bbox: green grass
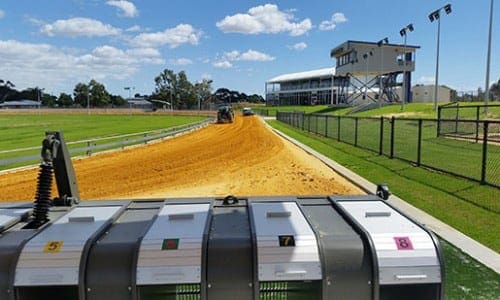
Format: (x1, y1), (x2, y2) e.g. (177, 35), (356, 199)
(268, 120), (499, 251)
(300, 115), (500, 191)
(0, 114), (207, 169)
(268, 120), (500, 298)
(255, 101), (500, 119)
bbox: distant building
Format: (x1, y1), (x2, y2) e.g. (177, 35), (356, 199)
(412, 85), (451, 103)
(0, 100), (39, 109)
(330, 40), (419, 105)
(265, 68), (349, 106)
(125, 97), (153, 109)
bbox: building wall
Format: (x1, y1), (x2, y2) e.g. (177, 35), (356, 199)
(334, 42), (416, 77)
(412, 85), (451, 103)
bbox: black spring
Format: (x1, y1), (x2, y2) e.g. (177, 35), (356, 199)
(31, 162), (54, 228)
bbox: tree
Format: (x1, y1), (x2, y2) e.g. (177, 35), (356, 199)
(194, 79), (213, 109)
(490, 79), (500, 101)
(88, 79), (110, 107)
(110, 94), (126, 107)
(154, 69), (177, 107)
(42, 94), (57, 107)
(58, 93), (73, 107)
(73, 82), (89, 107)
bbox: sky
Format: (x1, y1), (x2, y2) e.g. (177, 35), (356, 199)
(0, 0), (498, 98)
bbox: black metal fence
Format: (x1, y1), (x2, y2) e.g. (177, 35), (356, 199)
(277, 112), (500, 190)
(438, 103), (500, 143)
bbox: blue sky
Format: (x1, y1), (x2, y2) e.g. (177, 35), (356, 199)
(0, 0), (498, 97)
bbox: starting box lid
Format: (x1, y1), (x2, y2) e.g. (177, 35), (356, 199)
(14, 206), (122, 286)
(136, 203), (210, 285)
(338, 200), (441, 285)
(250, 202), (322, 281)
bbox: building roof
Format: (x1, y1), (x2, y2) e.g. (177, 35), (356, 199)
(331, 40), (420, 58)
(0, 100), (39, 107)
(126, 98), (152, 105)
(267, 67), (336, 83)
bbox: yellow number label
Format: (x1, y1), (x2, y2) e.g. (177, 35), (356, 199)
(43, 241), (64, 253)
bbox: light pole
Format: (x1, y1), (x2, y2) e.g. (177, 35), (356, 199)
(377, 37), (389, 108)
(87, 90), (90, 115)
(399, 24), (413, 110)
(484, 0), (494, 114)
(429, 4), (452, 111)
(37, 87), (45, 115)
(363, 51), (373, 100)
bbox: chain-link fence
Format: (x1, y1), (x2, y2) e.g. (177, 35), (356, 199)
(277, 112), (500, 191)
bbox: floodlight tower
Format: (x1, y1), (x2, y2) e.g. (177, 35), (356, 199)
(429, 4), (452, 111)
(377, 37), (389, 108)
(399, 23), (414, 110)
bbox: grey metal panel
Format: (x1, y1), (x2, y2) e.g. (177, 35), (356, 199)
(301, 204), (373, 300)
(250, 202), (322, 281)
(206, 206), (254, 299)
(0, 208), (70, 300)
(85, 207), (160, 300)
(0, 208), (31, 233)
(14, 206), (122, 286)
(136, 203), (211, 285)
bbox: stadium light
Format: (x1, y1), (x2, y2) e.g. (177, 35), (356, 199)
(377, 38), (389, 108)
(363, 51), (373, 99)
(399, 23), (414, 110)
(485, 0), (494, 114)
(429, 4), (452, 111)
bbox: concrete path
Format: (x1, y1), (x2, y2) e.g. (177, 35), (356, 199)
(270, 126), (500, 274)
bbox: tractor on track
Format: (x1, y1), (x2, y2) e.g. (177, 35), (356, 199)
(217, 103), (234, 123)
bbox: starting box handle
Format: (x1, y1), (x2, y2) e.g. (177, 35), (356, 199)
(267, 211), (292, 218)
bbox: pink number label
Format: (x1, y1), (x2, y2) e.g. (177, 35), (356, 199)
(394, 236), (413, 250)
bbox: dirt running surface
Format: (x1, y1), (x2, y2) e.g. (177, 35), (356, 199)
(0, 115), (363, 201)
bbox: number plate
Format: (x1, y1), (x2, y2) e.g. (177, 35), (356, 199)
(43, 241), (64, 253)
(393, 236), (413, 250)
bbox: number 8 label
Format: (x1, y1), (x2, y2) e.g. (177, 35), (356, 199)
(393, 236), (413, 250)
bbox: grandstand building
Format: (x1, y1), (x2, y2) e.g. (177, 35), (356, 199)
(265, 68), (349, 106)
(265, 40), (419, 107)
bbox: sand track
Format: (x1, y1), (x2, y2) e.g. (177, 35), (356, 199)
(0, 115), (363, 201)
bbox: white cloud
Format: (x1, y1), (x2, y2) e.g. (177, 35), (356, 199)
(106, 0), (138, 18)
(130, 24), (202, 48)
(169, 58), (193, 66)
(319, 12), (347, 31)
(332, 12), (348, 23)
(0, 39), (163, 91)
(289, 42), (307, 51)
(417, 76), (435, 85)
(126, 25), (141, 32)
(218, 49), (275, 62)
(216, 4), (312, 36)
(212, 60), (233, 69)
(0, 10), (5, 19)
(239, 49), (275, 61)
(41, 17), (121, 37)
(212, 49), (274, 69)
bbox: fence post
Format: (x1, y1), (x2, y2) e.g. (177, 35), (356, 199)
(315, 115), (319, 134)
(417, 119), (423, 166)
(475, 107), (480, 143)
(308, 115), (311, 132)
(325, 115), (329, 137)
(437, 106), (442, 137)
(481, 121), (489, 184)
(454, 104), (459, 134)
(390, 117), (395, 159)
(354, 117), (359, 147)
(301, 113), (305, 131)
(337, 116), (341, 141)
(379, 117), (384, 155)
